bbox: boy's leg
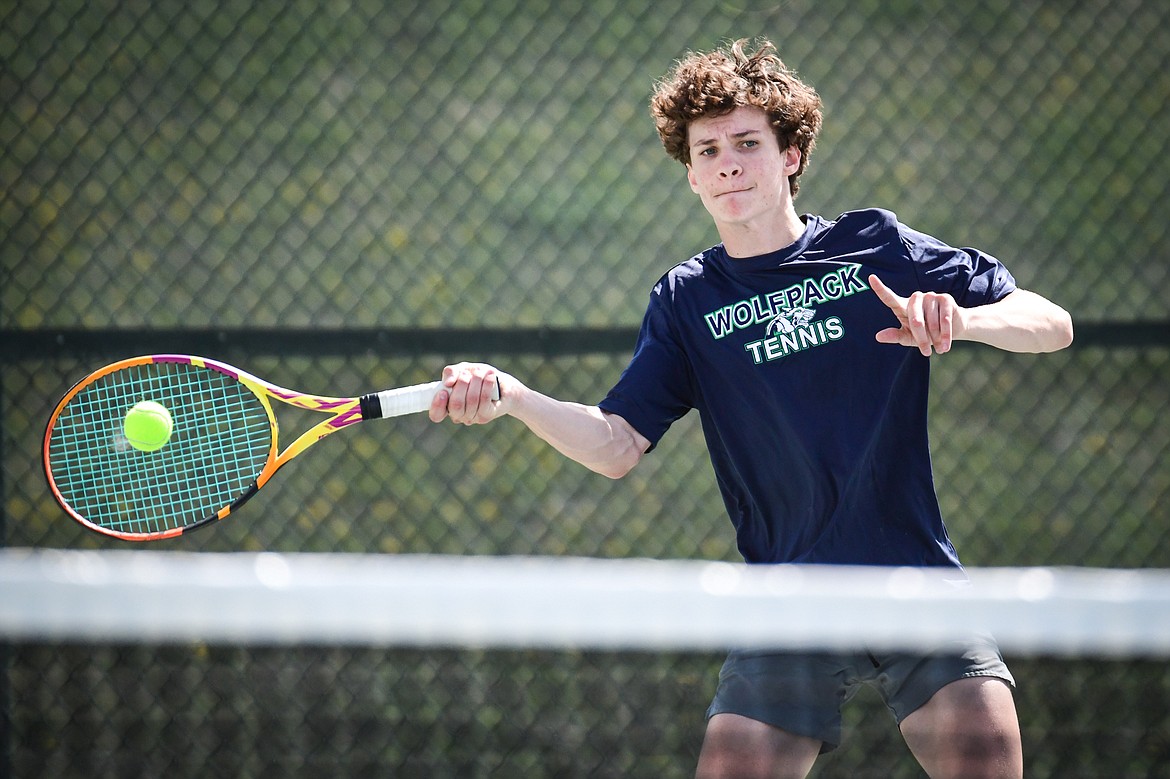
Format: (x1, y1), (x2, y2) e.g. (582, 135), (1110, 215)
(899, 676), (1023, 779)
(695, 712), (821, 779)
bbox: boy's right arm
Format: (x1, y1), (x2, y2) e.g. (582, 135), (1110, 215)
(429, 362), (650, 479)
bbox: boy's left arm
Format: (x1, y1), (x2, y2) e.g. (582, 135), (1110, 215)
(868, 274), (1074, 356)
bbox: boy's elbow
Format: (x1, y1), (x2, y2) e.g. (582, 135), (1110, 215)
(1047, 310), (1075, 352)
(590, 412), (649, 479)
(595, 447), (643, 479)
(1058, 313), (1074, 349)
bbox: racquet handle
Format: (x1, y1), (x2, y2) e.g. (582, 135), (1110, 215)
(361, 378), (501, 420)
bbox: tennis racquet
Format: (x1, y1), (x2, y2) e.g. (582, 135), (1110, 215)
(43, 354), (498, 542)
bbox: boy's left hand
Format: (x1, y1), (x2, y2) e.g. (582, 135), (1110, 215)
(869, 274), (963, 356)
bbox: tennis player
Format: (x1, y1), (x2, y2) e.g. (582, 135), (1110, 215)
(431, 38), (1072, 778)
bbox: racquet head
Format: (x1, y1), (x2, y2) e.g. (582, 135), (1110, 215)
(44, 355), (289, 541)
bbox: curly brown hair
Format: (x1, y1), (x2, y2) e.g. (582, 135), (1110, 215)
(650, 38), (823, 196)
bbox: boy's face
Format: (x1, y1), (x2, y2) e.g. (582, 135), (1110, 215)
(685, 105), (801, 228)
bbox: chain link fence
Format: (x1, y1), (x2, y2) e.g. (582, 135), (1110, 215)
(3, 0), (1169, 776)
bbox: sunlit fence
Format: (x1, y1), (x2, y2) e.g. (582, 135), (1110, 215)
(3, 1), (1168, 775)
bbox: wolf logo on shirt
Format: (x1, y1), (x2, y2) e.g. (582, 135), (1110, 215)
(766, 307), (816, 336)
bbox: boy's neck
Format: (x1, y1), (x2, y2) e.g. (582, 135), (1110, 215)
(719, 206), (805, 259)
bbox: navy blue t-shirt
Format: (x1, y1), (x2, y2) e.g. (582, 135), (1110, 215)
(598, 208), (1017, 567)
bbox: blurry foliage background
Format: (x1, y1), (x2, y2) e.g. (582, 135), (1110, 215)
(2, 0), (1168, 776)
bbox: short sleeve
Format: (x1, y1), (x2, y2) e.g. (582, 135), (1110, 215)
(899, 224), (1017, 306)
(598, 279), (694, 448)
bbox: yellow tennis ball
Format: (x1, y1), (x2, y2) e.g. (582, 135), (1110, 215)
(123, 400), (174, 452)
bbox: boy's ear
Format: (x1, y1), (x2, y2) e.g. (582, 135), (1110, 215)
(686, 163), (700, 193)
(784, 146), (802, 175)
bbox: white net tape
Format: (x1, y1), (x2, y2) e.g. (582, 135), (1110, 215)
(3, 549), (1168, 656)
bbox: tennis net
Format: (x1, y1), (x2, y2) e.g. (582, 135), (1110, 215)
(3, 549), (1170, 656)
(4, 549), (1169, 778)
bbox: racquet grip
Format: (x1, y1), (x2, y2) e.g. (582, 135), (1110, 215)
(363, 378), (501, 419)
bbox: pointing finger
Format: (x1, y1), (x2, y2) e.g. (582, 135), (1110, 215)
(868, 274), (903, 312)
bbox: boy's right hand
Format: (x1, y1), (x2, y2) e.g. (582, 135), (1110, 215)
(429, 362), (507, 425)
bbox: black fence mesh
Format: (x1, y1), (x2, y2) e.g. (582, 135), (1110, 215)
(3, 0), (1169, 776)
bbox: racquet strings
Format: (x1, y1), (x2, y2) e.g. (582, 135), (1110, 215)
(47, 361), (273, 536)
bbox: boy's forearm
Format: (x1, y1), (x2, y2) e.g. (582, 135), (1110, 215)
(508, 385), (648, 479)
(958, 289), (1074, 353)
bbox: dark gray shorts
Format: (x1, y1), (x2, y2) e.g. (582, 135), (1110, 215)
(706, 635), (1015, 752)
